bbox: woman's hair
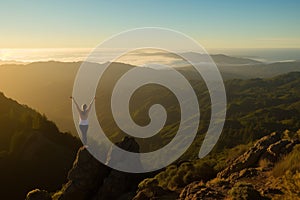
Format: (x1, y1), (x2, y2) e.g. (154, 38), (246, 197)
(82, 104), (87, 111)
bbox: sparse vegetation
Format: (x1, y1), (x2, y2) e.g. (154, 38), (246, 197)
(272, 145), (300, 177)
(228, 182), (262, 200)
(280, 171), (300, 199)
(152, 160), (216, 191)
(259, 158), (272, 169)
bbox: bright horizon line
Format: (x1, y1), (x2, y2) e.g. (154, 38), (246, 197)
(2, 47), (300, 50)
(1, 47), (300, 65)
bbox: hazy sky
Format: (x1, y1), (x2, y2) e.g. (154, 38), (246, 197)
(1, 0), (300, 49)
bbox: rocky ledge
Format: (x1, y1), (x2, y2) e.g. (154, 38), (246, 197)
(178, 131), (299, 200)
(26, 136), (145, 200)
(26, 131), (300, 200)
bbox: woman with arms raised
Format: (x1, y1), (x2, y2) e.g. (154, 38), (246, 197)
(70, 96), (95, 146)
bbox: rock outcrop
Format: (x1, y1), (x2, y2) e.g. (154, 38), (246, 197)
(178, 131), (299, 200)
(55, 146), (110, 200)
(27, 136), (144, 200)
(218, 132), (299, 179)
(94, 136), (143, 200)
(26, 131), (300, 200)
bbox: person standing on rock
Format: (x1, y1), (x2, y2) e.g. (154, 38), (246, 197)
(70, 96), (95, 147)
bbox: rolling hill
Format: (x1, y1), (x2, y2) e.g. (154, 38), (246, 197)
(0, 55), (299, 136)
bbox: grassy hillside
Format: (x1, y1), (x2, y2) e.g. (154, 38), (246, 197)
(0, 60), (299, 153)
(95, 70), (300, 157)
(0, 57), (299, 135)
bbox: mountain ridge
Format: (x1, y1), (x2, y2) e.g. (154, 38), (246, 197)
(0, 58), (300, 134)
(0, 92), (81, 200)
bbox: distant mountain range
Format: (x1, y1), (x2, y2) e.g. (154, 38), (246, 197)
(181, 52), (263, 65)
(0, 54), (299, 135)
(0, 59), (27, 65)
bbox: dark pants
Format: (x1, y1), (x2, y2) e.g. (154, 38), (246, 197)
(79, 125), (88, 145)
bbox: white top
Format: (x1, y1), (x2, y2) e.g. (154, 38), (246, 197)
(79, 119), (89, 125)
(73, 98), (95, 126)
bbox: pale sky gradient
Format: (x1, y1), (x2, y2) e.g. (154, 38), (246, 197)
(1, 0), (300, 48)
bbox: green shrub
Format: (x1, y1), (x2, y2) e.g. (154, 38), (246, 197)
(138, 178), (159, 190)
(154, 160), (216, 191)
(229, 182), (262, 200)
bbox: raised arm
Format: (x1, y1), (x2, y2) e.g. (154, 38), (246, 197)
(70, 97), (82, 113)
(86, 97), (95, 112)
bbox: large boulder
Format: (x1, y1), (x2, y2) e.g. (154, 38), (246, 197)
(47, 136), (144, 200)
(94, 136), (144, 200)
(55, 146), (110, 200)
(218, 132), (281, 178)
(262, 139), (299, 162)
